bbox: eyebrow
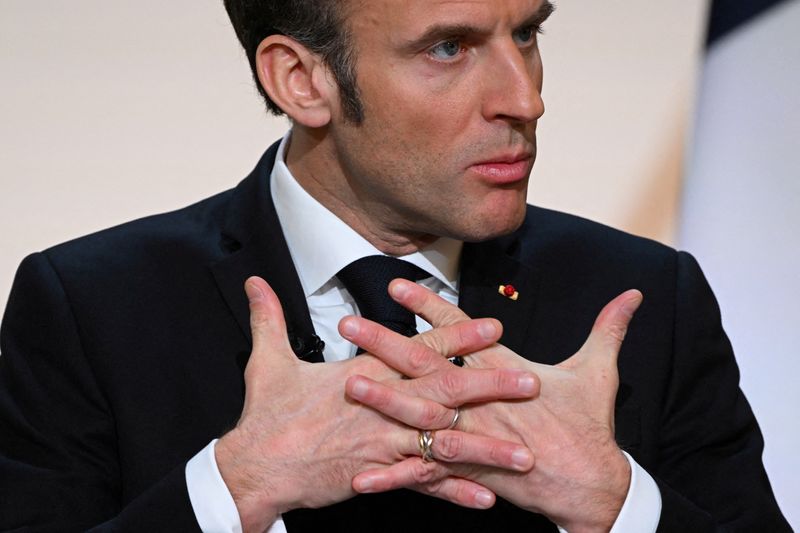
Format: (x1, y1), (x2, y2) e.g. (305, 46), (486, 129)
(399, 1), (556, 52)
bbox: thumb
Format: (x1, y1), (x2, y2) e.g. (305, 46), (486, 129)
(560, 289), (643, 370)
(244, 276), (294, 370)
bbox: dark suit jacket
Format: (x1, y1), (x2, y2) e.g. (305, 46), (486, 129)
(0, 143), (789, 532)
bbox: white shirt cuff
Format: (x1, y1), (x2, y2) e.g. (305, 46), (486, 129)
(186, 439), (243, 533)
(187, 444), (659, 533)
(558, 451), (661, 533)
(185, 439), (288, 533)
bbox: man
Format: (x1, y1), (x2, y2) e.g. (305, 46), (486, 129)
(0, 0), (789, 532)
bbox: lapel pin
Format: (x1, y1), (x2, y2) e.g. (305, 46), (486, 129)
(498, 284), (519, 301)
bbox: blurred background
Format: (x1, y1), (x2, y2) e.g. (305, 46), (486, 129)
(1, 0), (797, 525)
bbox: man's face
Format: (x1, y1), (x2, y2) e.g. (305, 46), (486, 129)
(326, 0), (551, 244)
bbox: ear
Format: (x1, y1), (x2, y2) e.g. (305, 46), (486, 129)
(255, 35), (336, 128)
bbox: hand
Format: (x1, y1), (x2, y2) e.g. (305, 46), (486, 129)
(343, 280), (643, 533)
(215, 277), (540, 532)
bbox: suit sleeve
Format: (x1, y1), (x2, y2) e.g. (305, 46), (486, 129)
(0, 253), (201, 532)
(651, 252), (789, 532)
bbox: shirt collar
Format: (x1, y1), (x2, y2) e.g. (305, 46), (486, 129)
(270, 133), (462, 297)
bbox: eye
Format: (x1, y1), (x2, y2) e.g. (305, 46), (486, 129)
(513, 25), (539, 46)
(428, 39), (463, 61)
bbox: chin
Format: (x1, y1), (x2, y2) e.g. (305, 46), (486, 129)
(456, 208), (527, 243)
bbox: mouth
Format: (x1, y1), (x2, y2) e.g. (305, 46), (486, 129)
(468, 151), (534, 184)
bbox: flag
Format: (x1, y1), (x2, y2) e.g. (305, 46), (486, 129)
(680, 0), (800, 525)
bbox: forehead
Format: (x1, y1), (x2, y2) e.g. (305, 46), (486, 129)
(348, 0), (550, 40)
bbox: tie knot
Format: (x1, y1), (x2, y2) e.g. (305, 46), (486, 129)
(337, 256), (429, 337)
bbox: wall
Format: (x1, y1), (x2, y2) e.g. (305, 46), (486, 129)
(1, 0), (706, 301)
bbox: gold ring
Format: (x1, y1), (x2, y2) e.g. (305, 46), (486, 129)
(418, 430), (435, 462)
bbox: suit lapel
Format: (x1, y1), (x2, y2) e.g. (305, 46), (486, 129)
(459, 236), (539, 356)
(209, 142), (324, 363)
(208, 142), (544, 364)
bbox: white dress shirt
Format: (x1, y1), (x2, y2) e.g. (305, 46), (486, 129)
(186, 134), (661, 532)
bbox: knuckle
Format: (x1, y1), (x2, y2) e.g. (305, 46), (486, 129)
(371, 385), (393, 410)
(432, 308), (454, 328)
(249, 307), (269, 328)
(419, 401), (442, 428)
(488, 443), (503, 465)
(435, 432), (463, 461)
(243, 363), (266, 390)
(431, 300), (464, 327)
(439, 371), (466, 404)
(363, 322), (384, 351)
(457, 322), (475, 348)
(423, 478), (446, 496)
(448, 481), (469, 505)
(419, 331), (446, 358)
(493, 369), (513, 394)
(407, 344), (433, 374)
(606, 323), (628, 345)
(411, 460), (438, 485)
(244, 368), (258, 388)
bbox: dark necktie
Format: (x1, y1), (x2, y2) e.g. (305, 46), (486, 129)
(337, 255), (429, 338)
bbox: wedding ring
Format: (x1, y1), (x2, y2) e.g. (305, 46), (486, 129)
(418, 430), (435, 462)
(447, 406), (460, 430)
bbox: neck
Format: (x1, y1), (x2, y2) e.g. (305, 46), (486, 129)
(285, 128), (437, 256)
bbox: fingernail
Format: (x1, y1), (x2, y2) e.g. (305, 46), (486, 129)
(477, 321), (496, 340)
(245, 281), (264, 301)
(357, 476), (374, 493)
(512, 448), (532, 469)
(517, 374), (536, 394)
(621, 294), (642, 317)
(341, 318), (359, 337)
(389, 281), (409, 300)
(475, 489), (493, 508)
(350, 378), (368, 399)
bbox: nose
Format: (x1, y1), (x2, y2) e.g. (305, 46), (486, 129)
(482, 42), (545, 125)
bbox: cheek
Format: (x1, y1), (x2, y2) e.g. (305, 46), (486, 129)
(361, 66), (475, 150)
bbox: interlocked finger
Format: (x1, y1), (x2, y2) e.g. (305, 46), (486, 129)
(346, 368), (538, 429)
(353, 458), (496, 509)
(416, 475), (496, 510)
(356, 426), (534, 494)
(340, 314), (501, 378)
(389, 279), (472, 328)
(410, 429), (534, 470)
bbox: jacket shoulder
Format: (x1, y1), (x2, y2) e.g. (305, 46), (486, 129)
(514, 205), (677, 269)
(42, 188), (236, 276)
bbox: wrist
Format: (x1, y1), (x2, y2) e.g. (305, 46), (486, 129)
(559, 448), (631, 533)
(216, 429), (283, 533)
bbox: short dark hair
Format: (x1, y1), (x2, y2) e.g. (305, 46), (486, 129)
(223, 0), (364, 122)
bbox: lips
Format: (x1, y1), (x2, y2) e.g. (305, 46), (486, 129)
(469, 153), (534, 184)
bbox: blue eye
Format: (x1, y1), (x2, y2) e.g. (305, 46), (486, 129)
(513, 26), (537, 46)
(429, 40), (462, 60)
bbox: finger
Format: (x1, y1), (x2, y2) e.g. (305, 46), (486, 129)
(424, 429), (534, 471)
(346, 370), (538, 428)
(389, 279), (472, 327)
(410, 367), (540, 408)
(354, 457), (439, 493)
(416, 476), (497, 510)
(354, 459), (496, 509)
(339, 317), (445, 376)
(243, 277), (294, 371)
(564, 289), (643, 370)
(339, 315), (501, 378)
(582, 289), (642, 361)
(414, 317), (502, 366)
